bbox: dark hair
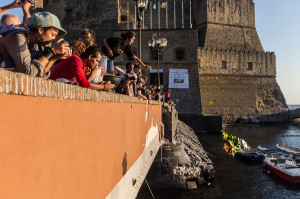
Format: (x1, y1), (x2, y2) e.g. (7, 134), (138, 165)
(81, 46), (102, 58)
(29, 27), (52, 34)
(126, 62), (134, 69)
(134, 64), (141, 69)
(121, 31), (136, 40)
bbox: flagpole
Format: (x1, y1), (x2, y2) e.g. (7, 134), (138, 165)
(189, 0), (192, 28)
(166, 1), (168, 29)
(174, 0), (176, 29)
(158, 0), (161, 29)
(134, 4), (137, 29)
(150, 1), (152, 29)
(182, 0), (184, 29)
(127, 1), (129, 30)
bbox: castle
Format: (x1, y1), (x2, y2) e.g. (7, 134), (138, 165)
(42, 0), (288, 123)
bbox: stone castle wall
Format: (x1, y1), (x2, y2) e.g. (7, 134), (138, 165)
(194, 0), (255, 27)
(198, 48), (276, 76)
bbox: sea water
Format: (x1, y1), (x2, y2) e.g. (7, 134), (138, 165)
(137, 105), (300, 199)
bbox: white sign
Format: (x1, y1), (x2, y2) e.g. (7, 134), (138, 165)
(169, 69), (189, 89)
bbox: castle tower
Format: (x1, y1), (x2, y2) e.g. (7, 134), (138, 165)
(194, 0), (263, 51)
(196, 0), (288, 122)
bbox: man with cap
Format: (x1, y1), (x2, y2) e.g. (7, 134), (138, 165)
(0, 11), (71, 77)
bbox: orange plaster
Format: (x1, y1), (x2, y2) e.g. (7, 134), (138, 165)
(0, 94), (161, 199)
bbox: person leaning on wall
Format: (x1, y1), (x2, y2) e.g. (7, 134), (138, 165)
(49, 46), (115, 92)
(0, 11), (71, 77)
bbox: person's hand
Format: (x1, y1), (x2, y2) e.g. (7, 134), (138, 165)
(102, 81), (115, 91)
(145, 65), (152, 70)
(51, 39), (70, 55)
(12, 0), (22, 8)
(20, 0), (33, 11)
(108, 49), (113, 58)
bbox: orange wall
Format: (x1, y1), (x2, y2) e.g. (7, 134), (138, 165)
(0, 94), (161, 199)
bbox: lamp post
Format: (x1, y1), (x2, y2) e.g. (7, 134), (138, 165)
(148, 34), (168, 86)
(133, 0), (148, 59)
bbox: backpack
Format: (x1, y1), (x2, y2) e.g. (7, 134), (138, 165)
(0, 24), (29, 38)
(0, 25), (31, 68)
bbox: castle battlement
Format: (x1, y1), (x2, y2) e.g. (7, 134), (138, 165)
(198, 47), (276, 77)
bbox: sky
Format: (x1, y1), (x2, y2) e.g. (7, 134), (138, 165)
(1, 0), (300, 104)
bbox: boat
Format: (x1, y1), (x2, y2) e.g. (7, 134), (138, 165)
(235, 149), (264, 162)
(276, 143), (300, 156)
(257, 145), (293, 159)
(263, 154), (300, 184)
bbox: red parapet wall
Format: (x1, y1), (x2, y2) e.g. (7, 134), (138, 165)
(0, 69), (161, 199)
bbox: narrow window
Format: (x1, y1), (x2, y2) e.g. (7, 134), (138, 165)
(176, 50), (185, 60)
(66, 9), (73, 17)
(247, 62), (253, 70)
(222, 61), (227, 69)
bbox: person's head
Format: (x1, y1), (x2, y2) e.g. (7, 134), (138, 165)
(126, 62), (134, 73)
(81, 46), (102, 69)
(26, 12), (67, 43)
(134, 64), (141, 74)
(168, 89), (171, 92)
(0, 14), (21, 25)
(70, 40), (86, 56)
(121, 31), (136, 45)
(80, 28), (96, 48)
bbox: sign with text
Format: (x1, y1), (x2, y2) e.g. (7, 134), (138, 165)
(169, 69), (189, 89)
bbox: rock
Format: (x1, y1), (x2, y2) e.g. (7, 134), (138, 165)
(186, 181), (197, 189)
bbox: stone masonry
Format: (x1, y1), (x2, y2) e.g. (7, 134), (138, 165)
(43, 0), (289, 122)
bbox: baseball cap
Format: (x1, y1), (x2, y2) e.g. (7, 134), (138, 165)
(25, 12), (67, 36)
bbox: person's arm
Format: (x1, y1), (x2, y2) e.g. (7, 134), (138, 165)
(142, 76), (148, 85)
(103, 38), (113, 58)
(132, 81), (137, 96)
(132, 55), (152, 70)
(89, 82), (115, 91)
(0, 0), (21, 15)
(114, 66), (126, 75)
(86, 66), (98, 82)
(20, 1), (33, 24)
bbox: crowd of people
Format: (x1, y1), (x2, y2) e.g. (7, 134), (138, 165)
(0, 0), (175, 105)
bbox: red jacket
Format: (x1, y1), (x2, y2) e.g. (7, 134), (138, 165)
(49, 55), (90, 88)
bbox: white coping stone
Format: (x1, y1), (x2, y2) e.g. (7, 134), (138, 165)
(106, 124), (161, 199)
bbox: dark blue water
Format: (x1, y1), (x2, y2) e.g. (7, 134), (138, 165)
(137, 105), (300, 199)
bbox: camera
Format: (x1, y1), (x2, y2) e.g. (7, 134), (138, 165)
(21, 0), (35, 4)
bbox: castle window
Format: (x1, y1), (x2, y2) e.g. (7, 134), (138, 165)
(222, 61), (227, 69)
(247, 62), (253, 70)
(120, 15), (128, 22)
(176, 49), (185, 60)
(66, 9), (73, 17)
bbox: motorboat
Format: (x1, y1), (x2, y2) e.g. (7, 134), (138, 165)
(276, 143), (300, 156)
(235, 149), (264, 162)
(263, 154), (300, 184)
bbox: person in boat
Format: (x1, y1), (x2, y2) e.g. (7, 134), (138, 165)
(101, 31), (152, 74)
(0, 11), (71, 77)
(49, 46), (114, 91)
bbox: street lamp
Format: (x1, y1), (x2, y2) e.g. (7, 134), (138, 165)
(133, 0), (148, 59)
(148, 34), (168, 86)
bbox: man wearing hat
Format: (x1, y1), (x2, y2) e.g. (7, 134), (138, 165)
(0, 11), (71, 77)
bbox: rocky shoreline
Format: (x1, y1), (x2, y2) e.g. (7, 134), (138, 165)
(146, 120), (215, 190)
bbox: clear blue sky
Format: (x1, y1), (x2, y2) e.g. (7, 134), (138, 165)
(1, 0), (300, 104)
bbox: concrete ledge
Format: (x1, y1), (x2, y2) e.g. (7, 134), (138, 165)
(0, 69), (159, 105)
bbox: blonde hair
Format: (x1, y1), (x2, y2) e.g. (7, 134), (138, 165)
(80, 28), (96, 48)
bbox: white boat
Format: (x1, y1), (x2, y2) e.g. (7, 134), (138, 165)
(263, 154), (300, 184)
(276, 143), (300, 156)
